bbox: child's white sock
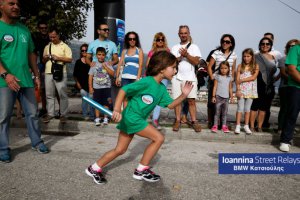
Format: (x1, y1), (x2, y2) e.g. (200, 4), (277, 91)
(137, 163), (149, 171)
(92, 163), (102, 172)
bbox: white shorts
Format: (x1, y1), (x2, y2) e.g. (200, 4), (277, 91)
(171, 78), (198, 99)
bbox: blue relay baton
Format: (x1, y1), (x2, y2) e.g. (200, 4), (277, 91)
(82, 96), (113, 117)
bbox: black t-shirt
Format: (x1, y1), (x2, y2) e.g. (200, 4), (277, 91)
(73, 59), (90, 91)
(32, 33), (50, 63)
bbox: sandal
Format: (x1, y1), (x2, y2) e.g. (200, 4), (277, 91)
(172, 121), (181, 132)
(190, 121), (202, 132)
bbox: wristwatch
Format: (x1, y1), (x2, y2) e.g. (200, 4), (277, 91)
(0, 72), (9, 79)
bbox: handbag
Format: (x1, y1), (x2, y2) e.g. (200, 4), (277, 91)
(49, 44), (64, 81)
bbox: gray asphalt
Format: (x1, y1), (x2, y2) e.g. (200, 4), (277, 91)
(0, 127), (299, 200)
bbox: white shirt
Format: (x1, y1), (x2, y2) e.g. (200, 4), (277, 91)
(171, 43), (201, 81)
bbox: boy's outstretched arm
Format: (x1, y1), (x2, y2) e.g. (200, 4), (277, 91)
(111, 89), (126, 122)
(167, 81), (193, 109)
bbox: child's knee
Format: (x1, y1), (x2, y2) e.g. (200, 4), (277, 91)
(156, 134), (165, 144)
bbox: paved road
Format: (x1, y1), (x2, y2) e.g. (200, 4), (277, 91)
(1, 128), (299, 200)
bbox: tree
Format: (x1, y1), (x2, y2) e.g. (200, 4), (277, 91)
(19, 0), (93, 42)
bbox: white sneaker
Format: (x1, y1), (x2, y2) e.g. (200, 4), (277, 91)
(235, 125), (241, 134)
(244, 125), (252, 135)
(279, 143), (290, 152)
(103, 117), (108, 125)
(94, 118), (101, 126)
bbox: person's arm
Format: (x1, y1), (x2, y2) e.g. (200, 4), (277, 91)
(88, 75), (94, 94)
(28, 52), (41, 89)
(179, 47), (200, 66)
(0, 60), (20, 91)
(102, 63), (115, 77)
(229, 80), (233, 102)
(111, 89), (126, 122)
(231, 59), (236, 78)
(115, 50), (126, 86)
(287, 64), (300, 83)
(239, 64), (260, 83)
(136, 48), (144, 80)
(167, 81), (193, 109)
(111, 53), (119, 66)
(50, 54), (72, 63)
(86, 53), (95, 67)
(211, 79), (218, 103)
(207, 57), (216, 80)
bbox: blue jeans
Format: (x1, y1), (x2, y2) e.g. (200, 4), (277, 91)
(80, 89), (94, 119)
(0, 87), (43, 156)
(280, 87), (300, 144)
(152, 79), (169, 121)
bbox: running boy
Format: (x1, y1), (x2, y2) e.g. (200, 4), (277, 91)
(85, 51), (193, 184)
(88, 47), (114, 126)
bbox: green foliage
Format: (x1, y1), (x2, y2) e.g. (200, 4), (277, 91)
(20, 0), (93, 42)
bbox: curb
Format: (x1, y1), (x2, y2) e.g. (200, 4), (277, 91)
(10, 118), (300, 146)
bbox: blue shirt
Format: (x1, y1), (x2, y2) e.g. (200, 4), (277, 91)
(87, 39), (117, 62)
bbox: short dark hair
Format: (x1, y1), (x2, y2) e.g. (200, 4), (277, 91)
(48, 27), (60, 35)
(96, 47), (106, 55)
(146, 51), (177, 76)
(37, 20), (47, 27)
(264, 32), (274, 40)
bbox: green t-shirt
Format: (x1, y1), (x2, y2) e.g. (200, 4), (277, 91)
(117, 76), (173, 134)
(0, 21), (35, 88)
(286, 44), (300, 89)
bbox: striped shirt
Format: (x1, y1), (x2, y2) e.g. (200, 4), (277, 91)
(122, 47), (140, 79)
(212, 50), (237, 76)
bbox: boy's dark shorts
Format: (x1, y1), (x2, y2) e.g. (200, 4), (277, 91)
(93, 88), (111, 108)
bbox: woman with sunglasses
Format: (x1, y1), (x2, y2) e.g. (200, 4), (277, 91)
(145, 32), (170, 129)
(250, 37), (277, 132)
(73, 44), (93, 120)
(207, 34), (237, 129)
(116, 31), (143, 106)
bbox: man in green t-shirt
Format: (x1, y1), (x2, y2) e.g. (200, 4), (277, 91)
(279, 44), (300, 152)
(0, 0), (49, 163)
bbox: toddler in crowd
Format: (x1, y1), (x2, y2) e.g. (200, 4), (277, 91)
(211, 61), (233, 133)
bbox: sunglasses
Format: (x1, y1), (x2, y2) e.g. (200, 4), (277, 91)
(39, 26), (47, 30)
(81, 49), (87, 52)
(156, 38), (165, 42)
(261, 42), (271, 46)
(128, 38), (136, 41)
(99, 28), (109, 32)
(222, 40), (231, 44)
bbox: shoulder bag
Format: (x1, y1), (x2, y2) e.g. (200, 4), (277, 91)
(50, 44), (64, 81)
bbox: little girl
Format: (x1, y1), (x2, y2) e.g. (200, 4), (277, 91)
(235, 48), (259, 134)
(211, 61), (233, 133)
(85, 51), (193, 184)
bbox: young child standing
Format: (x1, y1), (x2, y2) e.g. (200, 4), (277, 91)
(211, 61), (233, 133)
(88, 47), (114, 126)
(235, 48), (259, 134)
(85, 51), (193, 184)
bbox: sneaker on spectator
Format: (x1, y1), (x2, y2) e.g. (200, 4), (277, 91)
(95, 118), (101, 126)
(85, 165), (107, 184)
(0, 154), (11, 163)
(222, 125), (230, 133)
(244, 125), (252, 135)
(132, 168), (160, 182)
(279, 143), (290, 152)
(234, 125), (241, 134)
(54, 111), (61, 119)
(60, 116), (67, 124)
(152, 120), (162, 130)
(103, 117), (109, 125)
(32, 143), (49, 154)
(211, 125), (218, 133)
(42, 115), (54, 123)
